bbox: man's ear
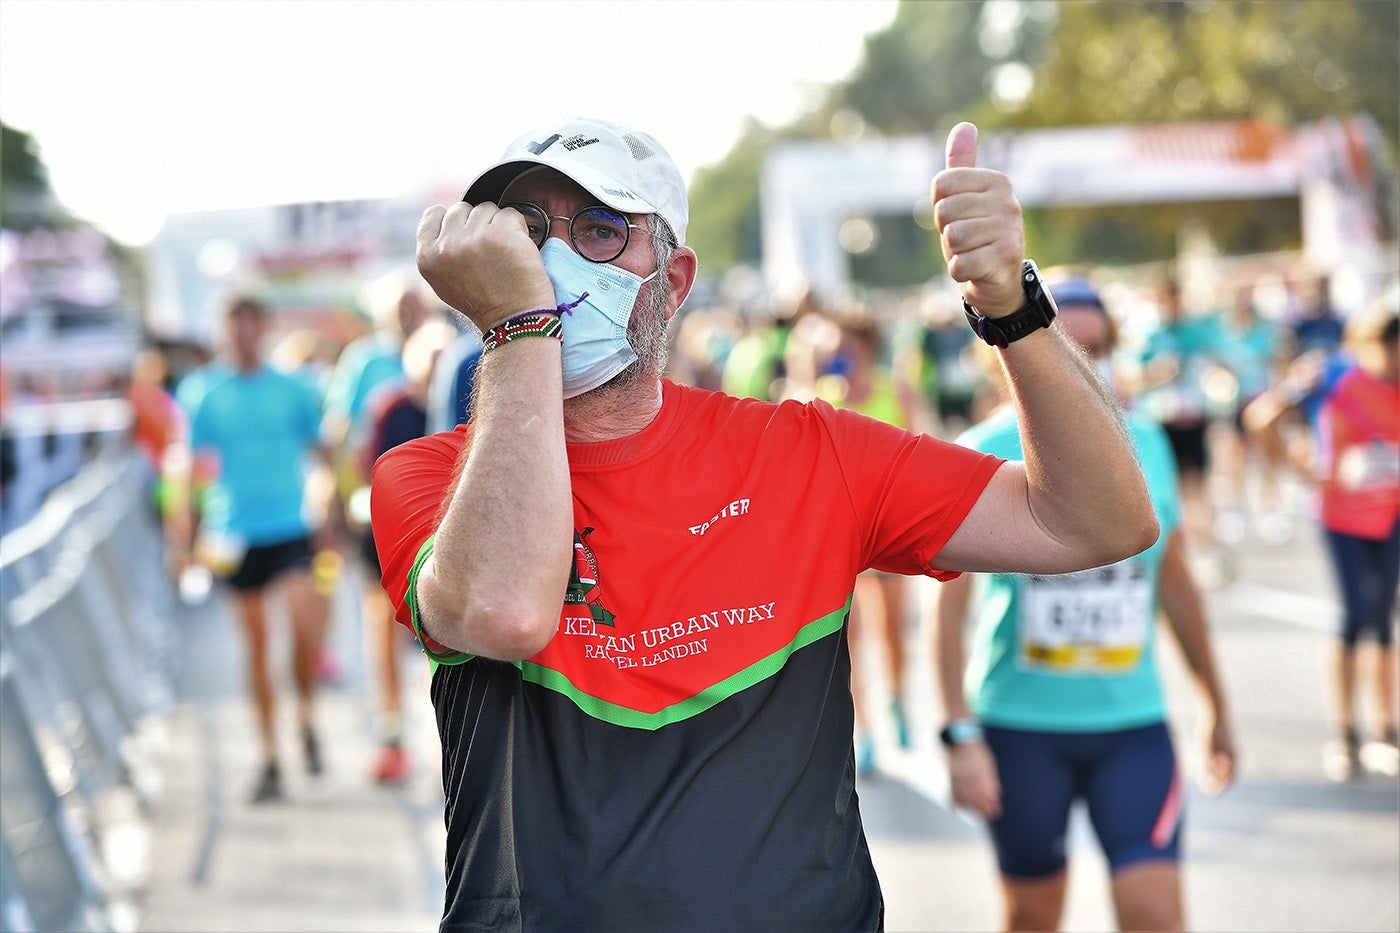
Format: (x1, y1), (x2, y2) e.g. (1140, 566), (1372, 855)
(663, 246), (699, 322)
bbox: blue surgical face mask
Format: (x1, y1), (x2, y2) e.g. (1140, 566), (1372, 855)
(540, 237), (658, 399)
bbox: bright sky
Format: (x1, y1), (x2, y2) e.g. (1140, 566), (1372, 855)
(0, 0), (899, 246)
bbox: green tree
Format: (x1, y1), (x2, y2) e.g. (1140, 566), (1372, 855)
(686, 118), (781, 271)
(2, 121), (50, 189)
(690, 0), (1399, 278)
(1009, 0), (1399, 264)
(688, 0), (1052, 276)
(2, 121), (60, 229)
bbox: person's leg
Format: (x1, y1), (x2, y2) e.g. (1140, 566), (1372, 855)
(1084, 723), (1185, 931)
(367, 583), (402, 730)
(286, 566), (328, 729)
(1322, 527), (1369, 769)
(984, 726), (1079, 932)
(846, 583), (874, 773)
(1211, 417), (1248, 544)
(1000, 872), (1068, 932)
(1175, 422), (1216, 554)
(365, 581), (412, 781)
(1368, 522), (1400, 741)
(1334, 642), (1359, 740)
(358, 532), (411, 781)
(267, 537), (329, 775)
(1111, 861), (1184, 932)
(233, 586), (277, 765)
(873, 572), (910, 747)
(1377, 644), (1398, 743)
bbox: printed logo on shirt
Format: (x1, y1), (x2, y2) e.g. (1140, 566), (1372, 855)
(565, 527), (616, 627)
(689, 497), (751, 536)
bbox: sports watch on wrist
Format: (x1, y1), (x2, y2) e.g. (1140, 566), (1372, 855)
(963, 259), (1058, 348)
(938, 718), (984, 747)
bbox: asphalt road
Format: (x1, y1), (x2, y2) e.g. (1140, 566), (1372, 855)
(135, 501), (1399, 933)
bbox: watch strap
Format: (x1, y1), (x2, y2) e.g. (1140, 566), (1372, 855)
(963, 259), (1057, 348)
(939, 718), (984, 747)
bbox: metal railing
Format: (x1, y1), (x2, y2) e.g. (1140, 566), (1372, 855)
(1, 452), (181, 932)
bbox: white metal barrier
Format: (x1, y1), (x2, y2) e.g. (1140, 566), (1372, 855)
(1, 452), (181, 932)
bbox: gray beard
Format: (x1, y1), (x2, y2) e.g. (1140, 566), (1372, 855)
(591, 277), (670, 396)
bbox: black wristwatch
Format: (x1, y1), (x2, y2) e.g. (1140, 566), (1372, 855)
(938, 718), (985, 747)
(963, 259), (1058, 348)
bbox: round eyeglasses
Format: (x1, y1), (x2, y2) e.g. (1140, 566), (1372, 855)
(503, 201), (650, 264)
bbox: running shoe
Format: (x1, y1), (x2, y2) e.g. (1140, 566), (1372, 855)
(303, 725), (324, 776)
(250, 762), (283, 804)
(855, 735), (877, 777)
(890, 699), (911, 750)
(1360, 729), (1400, 777)
(1323, 729), (1362, 782)
(373, 744), (411, 784)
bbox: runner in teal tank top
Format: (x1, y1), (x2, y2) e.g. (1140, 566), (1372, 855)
(932, 277), (1237, 932)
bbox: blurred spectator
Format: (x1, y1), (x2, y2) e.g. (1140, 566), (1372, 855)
(127, 346), (187, 528)
(1287, 273), (1346, 359)
(1129, 277), (1227, 564)
(356, 318), (459, 783)
(893, 294), (979, 437)
(0, 375), (44, 532)
(270, 327), (338, 403)
(321, 268), (438, 681)
(721, 288), (821, 400)
(668, 304), (744, 391)
(425, 322), (482, 434)
(322, 267), (436, 475)
(815, 317), (918, 773)
(1213, 281), (1290, 545)
(933, 276), (1235, 932)
(1311, 306), (1399, 779)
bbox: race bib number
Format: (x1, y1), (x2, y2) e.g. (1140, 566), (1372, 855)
(1018, 560), (1151, 675)
(1337, 440), (1400, 491)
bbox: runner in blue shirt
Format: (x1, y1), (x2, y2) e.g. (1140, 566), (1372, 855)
(933, 277), (1237, 932)
(181, 296), (333, 803)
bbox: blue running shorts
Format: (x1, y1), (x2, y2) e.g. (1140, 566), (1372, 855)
(983, 721), (1183, 879)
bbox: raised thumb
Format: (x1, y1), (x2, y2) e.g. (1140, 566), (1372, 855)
(945, 122), (978, 169)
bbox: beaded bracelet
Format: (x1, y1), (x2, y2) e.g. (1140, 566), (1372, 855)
(480, 294), (589, 356)
(481, 311), (562, 354)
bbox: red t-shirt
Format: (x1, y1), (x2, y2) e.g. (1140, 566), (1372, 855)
(373, 379), (999, 712)
(1318, 367), (1400, 539)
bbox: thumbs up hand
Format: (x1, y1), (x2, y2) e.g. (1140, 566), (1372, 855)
(932, 122), (1026, 318)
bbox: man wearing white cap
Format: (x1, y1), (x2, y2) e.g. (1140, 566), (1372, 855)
(371, 116), (1158, 930)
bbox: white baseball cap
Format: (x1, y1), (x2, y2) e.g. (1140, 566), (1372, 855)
(462, 117), (689, 246)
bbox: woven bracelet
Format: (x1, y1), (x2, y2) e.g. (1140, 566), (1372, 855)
(480, 294), (589, 356)
(481, 311), (563, 354)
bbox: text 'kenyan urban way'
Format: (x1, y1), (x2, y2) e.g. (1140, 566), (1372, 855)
(562, 601), (778, 669)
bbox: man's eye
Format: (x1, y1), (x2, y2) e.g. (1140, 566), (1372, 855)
(578, 223), (621, 243)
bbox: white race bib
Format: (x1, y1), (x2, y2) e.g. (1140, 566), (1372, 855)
(1018, 559), (1151, 675)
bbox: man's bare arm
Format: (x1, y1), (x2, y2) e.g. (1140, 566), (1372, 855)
(932, 123), (1157, 575)
(411, 202), (573, 660)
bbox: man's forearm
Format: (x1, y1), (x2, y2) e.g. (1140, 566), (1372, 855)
(1000, 322), (1158, 566)
(416, 340), (573, 660)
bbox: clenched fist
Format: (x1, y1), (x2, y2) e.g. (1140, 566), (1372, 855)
(415, 202), (558, 332)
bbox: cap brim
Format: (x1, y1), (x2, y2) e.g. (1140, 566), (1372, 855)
(463, 155), (661, 218)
